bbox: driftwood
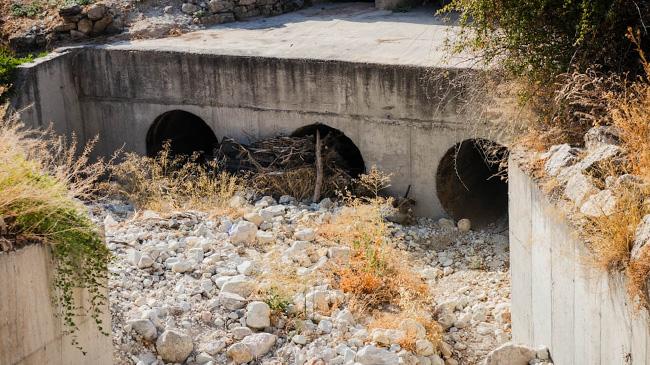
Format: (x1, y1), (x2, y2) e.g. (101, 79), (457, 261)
(215, 133), (355, 200)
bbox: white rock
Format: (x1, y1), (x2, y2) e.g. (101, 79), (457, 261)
(256, 231), (275, 244)
(243, 212), (264, 226)
(415, 339), (435, 356)
(229, 196), (248, 208)
(104, 214), (118, 229)
(155, 330), (193, 363)
(234, 333), (276, 358)
(245, 301), (271, 329)
(218, 292), (247, 310)
(483, 343), (536, 365)
(127, 249), (142, 266)
(137, 254), (154, 269)
(319, 197), (334, 209)
(580, 189), (617, 217)
(229, 221), (258, 244)
(232, 326), (253, 340)
(237, 260), (255, 275)
(128, 319), (157, 341)
(457, 218), (471, 232)
(355, 345), (399, 365)
(226, 342), (253, 364)
(293, 334), (308, 344)
(631, 215), (650, 260)
(565, 172), (598, 206)
(259, 205), (286, 220)
(172, 261), (192, 273)
(544, 144), (579, 176)
(221, 276), (255, 298)
(196, 352), (214, 364)
(294, 227), (316, 241)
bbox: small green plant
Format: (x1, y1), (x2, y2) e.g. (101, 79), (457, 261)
(10, 1), (43, 17)
(264, 287), (291, 313)
(0, 48), (38, 97)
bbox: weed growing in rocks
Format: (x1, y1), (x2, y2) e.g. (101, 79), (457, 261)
(111, 142), (243, 214)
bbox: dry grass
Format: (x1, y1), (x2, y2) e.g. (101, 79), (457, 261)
(316, 167), (442, 350)
(110, 142), (243, 215)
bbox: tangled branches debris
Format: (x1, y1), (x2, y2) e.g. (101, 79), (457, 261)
(216, 133), (357, 200)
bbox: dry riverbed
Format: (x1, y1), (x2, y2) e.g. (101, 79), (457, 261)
(94, 195), (514, 365)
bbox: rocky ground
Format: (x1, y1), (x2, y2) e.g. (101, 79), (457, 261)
(92, 195), (551, 365)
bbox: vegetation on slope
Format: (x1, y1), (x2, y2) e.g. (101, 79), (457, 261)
(0, 109), (111, 351)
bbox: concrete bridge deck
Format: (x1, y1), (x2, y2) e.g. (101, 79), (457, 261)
(107, 3), (467, 67)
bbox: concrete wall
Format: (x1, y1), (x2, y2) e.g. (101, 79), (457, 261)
(0, 244), (112, 365)
(12, 47), (483, 217)
(509, 161), (650, 365)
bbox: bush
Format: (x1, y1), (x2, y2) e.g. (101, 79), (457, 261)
(0, 48), (37, 97)
(9, 1), (43, 17)
(440, 0), (650, 81)
(0, 114), (111, 352)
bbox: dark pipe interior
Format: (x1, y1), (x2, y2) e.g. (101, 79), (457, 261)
(436, 139), (508, 229)
(146, 110), (218, 158)
(291, 124), (366, 177)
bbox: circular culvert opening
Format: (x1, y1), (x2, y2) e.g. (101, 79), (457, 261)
(291, 124), (365, 177)
(436, 139), (508, 229)
(146, 110), (218, 158)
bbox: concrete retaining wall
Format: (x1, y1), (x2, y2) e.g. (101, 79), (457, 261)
(12, 47), (482, 217)
(509, 161), (650, 365)
(0, 244), (112, 365)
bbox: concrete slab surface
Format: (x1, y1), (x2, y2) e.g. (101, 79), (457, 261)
(104, 2), (470, 67)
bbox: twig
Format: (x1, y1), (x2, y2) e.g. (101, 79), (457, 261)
(313, 129), (323, 202)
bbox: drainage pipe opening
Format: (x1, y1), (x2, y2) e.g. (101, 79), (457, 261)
(436, 139), (508, 229)
(146, 110), (218, 158)
(291, 124), (365, 177)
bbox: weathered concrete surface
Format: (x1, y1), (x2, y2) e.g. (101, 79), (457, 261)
(12, 3), (487, 218)
(0, 245), (112, 365)
(509, 160), (650, 365)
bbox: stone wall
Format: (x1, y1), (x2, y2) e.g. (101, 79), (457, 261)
(509, 160), (650, 365)
(179, 0), (304, 25)
(0, 244), (112, 365)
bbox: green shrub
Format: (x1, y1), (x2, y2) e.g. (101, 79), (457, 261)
(0, 48), (38, 97)
(9, 1), (43, 17)
(440, 0), (650, 81)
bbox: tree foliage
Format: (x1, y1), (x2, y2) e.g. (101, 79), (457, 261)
(440, 0), (650, 81)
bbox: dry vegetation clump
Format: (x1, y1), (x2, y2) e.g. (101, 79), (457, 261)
(318, 167), (442, 349)
(111, 142), (243, 215)
(0, 108), (111, 350)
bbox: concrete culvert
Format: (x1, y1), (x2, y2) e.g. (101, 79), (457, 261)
(436, 139), (508, 230)
(291, 124), (365, 177)
(146, 110), (218, 158)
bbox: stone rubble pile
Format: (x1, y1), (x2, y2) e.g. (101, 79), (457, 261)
(100, 194), (517, 365)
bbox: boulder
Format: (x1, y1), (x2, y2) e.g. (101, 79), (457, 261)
(584, 126), (620, 150)
(580, 189), (617, 217)
(577, 144), (623, 172)
(221, 276), (255, 298)
(482, 343), (536, 365)
(229, 220), (258, 244)
(218, 292), (247, 310)
(564, 172), (598, 206)
(543, 144), (579, 176)
(415, 339), (435, 356)
(256, 231), (274, 244)
(294, 227), (316, 241)
(59, 4), (82, 16)
(243, 212), (264, 226)
(128, 319), (157, 341)
(245, 301), (271, 329)
(457, 218), (471, 232)
(155, 330), (193, 363)
(93, 15), (113, 34)
(86, 4), (106, 20)
(227, 333), (277, 363)
(259, 205), (286, 220)
(208, 0), (234, 12)
(355, 345), (400, 365)
(181, 3), (201, 14)
(77, 18), (93, 34)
